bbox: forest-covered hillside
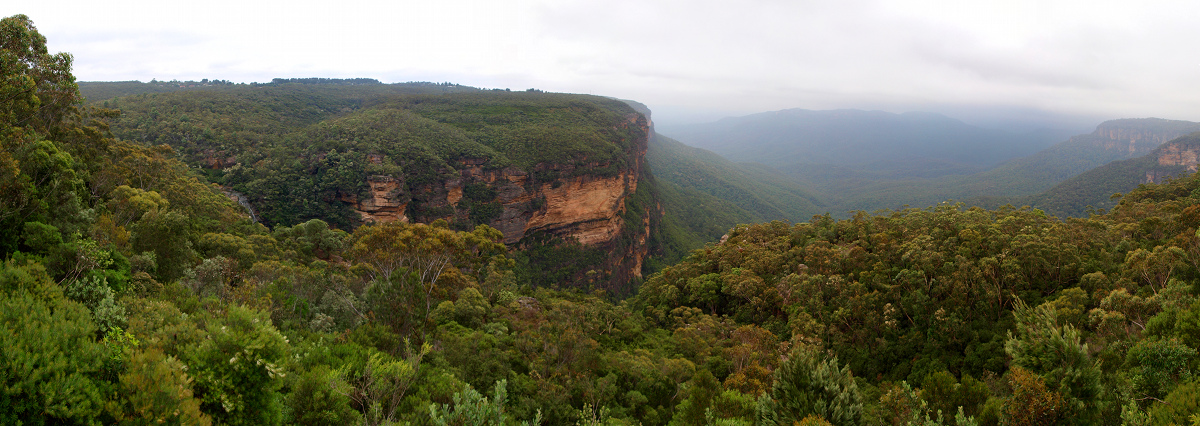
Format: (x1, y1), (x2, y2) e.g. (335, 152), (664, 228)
(1027, 132), (1200, 217)
(646, 133), (827, 264)
(83, 79), (841, 288)
(6, 13), (1200, 426)
(82, 77), (660, 293)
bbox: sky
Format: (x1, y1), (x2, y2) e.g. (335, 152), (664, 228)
(15, 0), (1200, 129)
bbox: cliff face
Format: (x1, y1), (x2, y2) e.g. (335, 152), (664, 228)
(344, 176), (408, 223)
(1088, 119), (1200, 157)
(1146, 137), (1200, 184)
(346, 112), (655, 287)
(1156, 142), (1200, 172)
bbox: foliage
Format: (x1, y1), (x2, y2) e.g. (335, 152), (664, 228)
(1004, 300), (1102, 423)
(0, 290), (108, 424)
(1149, 379), (1200, 425)
(285, 365), (362, 425)
(1125, 337), (1195, 401)
(106, 347), (212, 426)
(184, 305), (290, 425)
(1004, 367), (1066, 426)
(429, 379), (541, 426)
(352, 221), (506, 336)
(757, 345), (862, 426)
(339, 343), (430, 425)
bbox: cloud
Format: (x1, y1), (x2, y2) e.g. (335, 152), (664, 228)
(18, 0), (1200, 125)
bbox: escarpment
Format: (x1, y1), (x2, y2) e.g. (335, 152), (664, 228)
(343, 176), (408, 223)
(343, 110), (656, 290)
(1156, 140), (1200, 172)
(99, 85), (663, 292)
(1087, 118), (1200, 156)
(1145, 133), (1200, 184)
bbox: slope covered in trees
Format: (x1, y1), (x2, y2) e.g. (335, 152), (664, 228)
(1027, 132), (1200, 217)
(647, 132), (828, 264)
(87, 77), (840, 288)
(772, 118), (1200, 216)
(83, 78), (658, 293)
(638, 170), (1200, 423)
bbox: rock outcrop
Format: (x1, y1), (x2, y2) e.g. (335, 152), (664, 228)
(346, 111), (656, 289)
(1145, 135), (1200, 184)
(1157, 142), (1200, 172)
(1088, 118), (1200, 156)
(344, 176), (408, 223)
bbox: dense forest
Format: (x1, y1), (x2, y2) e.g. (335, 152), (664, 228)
(5, 13), (1200, 425)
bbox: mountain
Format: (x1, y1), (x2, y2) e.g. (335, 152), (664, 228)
(614, 99), (829, 263)
(663, 108), (1063, 170)
(660, 108), (1072, 215)
(86, 81), (656, 292)
(25, 15), (1200, 426)
(812, 118), (1200, 213)
(669, 110), (1200, 216)
(1028, 132), (1200, 217)
(86, 82), (843, 289)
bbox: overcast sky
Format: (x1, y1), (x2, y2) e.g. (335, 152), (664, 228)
(15, 0), (1200, 128)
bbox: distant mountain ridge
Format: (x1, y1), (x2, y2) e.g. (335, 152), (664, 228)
(665, 108), (1064, 169)
(622, 99), (828, 263)
(1090, 118), (1200, 155)
(667, 110), (1200, 216)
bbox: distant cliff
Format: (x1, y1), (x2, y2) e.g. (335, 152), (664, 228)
(927, 117), (1200, 206)
(1145, 137), (1200, 184)
(347, 113), (648, 243)
(1080, 118), (1200, 157)
(1029, 132), (1200, 217)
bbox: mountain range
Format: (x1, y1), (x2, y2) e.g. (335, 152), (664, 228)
(661, 109), (1200, 216)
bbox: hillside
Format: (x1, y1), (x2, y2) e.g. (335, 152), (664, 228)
(89, 83), (845, 288)
(88, 82), (656, 292)
(647, 133), (828, 263)
(1028, 132), (1200, 217)
(662, 108), (1068, 215)
(961, 118), (1200, 197)
(618, 99), (831, 263)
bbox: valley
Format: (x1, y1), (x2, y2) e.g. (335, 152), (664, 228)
(662, 111), (1200, 218)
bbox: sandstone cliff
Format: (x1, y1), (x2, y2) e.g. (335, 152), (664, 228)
(1145, 136), (1200, 184)
(343, 111), (656, 289)
(1086, 118), (1200, 157)
(1156, 142), (1200, 172)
